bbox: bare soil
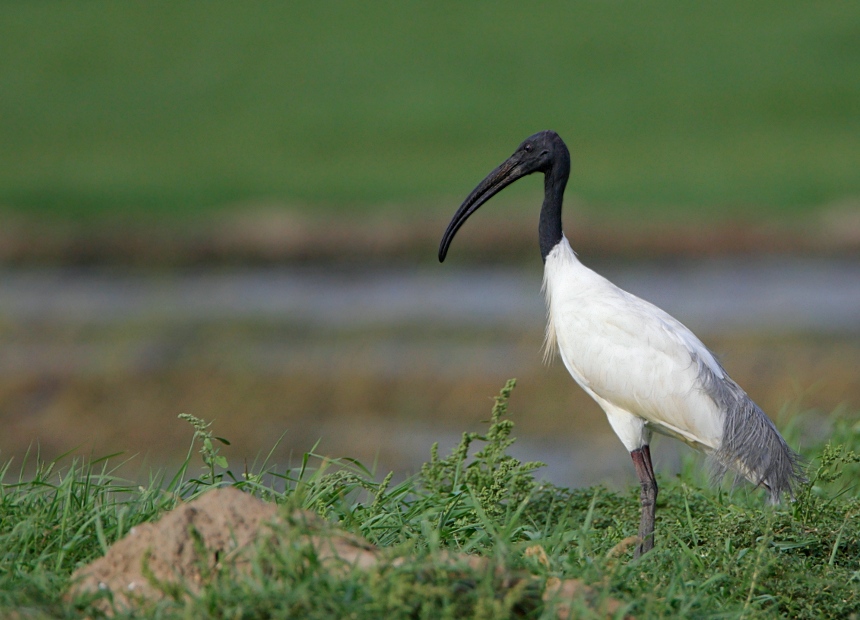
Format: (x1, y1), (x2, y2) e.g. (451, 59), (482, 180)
(68, 487), (628, 618)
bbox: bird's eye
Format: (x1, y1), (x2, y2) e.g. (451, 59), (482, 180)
(524, 143), (533, 152)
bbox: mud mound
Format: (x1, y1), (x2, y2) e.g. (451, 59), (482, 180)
(69, 487), (628, 618)
(69, 487), (272, 607)
(68, 487), (377, 610)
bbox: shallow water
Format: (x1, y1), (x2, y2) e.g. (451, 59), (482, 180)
(1, 256), (858, 332)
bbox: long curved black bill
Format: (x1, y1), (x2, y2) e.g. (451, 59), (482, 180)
(438, 155), (528, 262)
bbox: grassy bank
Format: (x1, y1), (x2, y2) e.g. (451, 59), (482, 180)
(1, 381), (858, 618)
(1, 2), (859, 222)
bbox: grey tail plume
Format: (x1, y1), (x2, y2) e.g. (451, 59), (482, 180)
(696, 355), (806, 502)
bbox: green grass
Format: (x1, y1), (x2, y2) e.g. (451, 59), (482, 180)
(2, 380), (859, 618)
(1, 2), (859, 222)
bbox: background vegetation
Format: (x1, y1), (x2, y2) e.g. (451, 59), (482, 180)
(1, 1), (858, 222)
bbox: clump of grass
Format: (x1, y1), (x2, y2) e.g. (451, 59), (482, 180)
(341, 379), (549, 551)
(418, 379), (545, 519)
(1, 381), (859, 618)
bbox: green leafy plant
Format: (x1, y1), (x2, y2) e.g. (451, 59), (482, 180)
(177, 413), (231, 486)
(794, 442), (860, 524)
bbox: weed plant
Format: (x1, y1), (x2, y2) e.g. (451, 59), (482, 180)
(1, 380), (858, 618)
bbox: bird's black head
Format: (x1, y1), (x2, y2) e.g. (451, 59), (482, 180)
(438, 130), (570, 262)
(514, 130), (565, 174)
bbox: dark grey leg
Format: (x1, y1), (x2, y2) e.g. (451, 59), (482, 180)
(630, 445), (658, 558)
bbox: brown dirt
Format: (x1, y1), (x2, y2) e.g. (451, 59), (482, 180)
(67, 488), (380, 612)
(69, 487), (279, 608)
(68, 487), (629, 618)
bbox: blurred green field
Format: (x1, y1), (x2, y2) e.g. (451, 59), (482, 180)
(1, 1), (859, 222)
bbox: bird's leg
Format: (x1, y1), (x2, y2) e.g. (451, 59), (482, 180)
(630, 445), (658, 558)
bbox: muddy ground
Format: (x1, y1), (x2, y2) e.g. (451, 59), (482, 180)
(2, 325), (855, 487)
(68, 487), (627, 618)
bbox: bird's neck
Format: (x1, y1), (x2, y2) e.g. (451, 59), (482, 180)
(539, 154), (570, 262)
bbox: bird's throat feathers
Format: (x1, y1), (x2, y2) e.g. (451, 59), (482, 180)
(540, 236), (579, 364)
